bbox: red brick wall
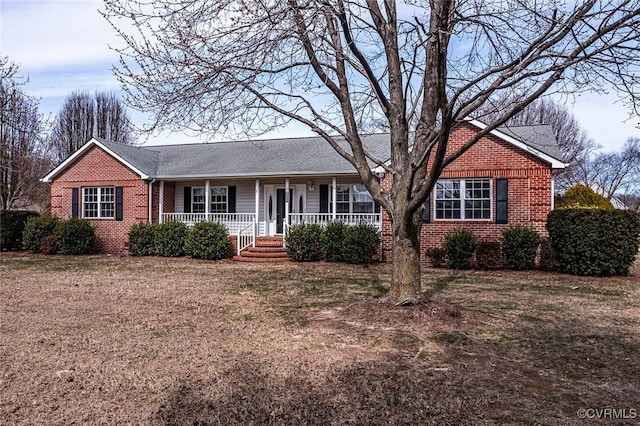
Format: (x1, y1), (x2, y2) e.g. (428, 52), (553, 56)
(380, 122), (554, 265)
(50, 145), (149, 253)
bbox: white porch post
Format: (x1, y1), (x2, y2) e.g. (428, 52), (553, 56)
(332, 176), (337, 220)
(285, 178), (290, 230)
(255, 179), (260, 242)
(159, 180), (164, 224)
(205, 180), (210, 220)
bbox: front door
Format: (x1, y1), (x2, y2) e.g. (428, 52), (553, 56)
(275, 188), (296, 233)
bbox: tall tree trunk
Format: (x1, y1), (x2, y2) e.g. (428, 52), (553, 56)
(388, 210), (422, 305)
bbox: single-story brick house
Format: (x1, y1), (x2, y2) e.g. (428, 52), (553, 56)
(42, 119), (565, 263)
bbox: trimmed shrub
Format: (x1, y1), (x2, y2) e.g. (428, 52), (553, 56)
(476, 240), (502, 270)
(555, 184), (614, 210)
(321, 221), (346, 262)
(538, 238), (558, 271)
(23, 215), (59, 253)
(155, 221), (188, 257)
(185, 222), (231, 260)
(443, 229), (477, 269)
(425, 247), (446, 268)
(547, 209), (640, 276)
(341, 223), (381, 264)
(53, 217), (95, 255)
(1, 210), (39, 251)
(286, 223), (323, 262)
(126, 222), (158, 256)
(501, 226), (540, 270)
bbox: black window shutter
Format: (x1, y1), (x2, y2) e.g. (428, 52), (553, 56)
(421, 196), (431, 223)
(115, 187), (123, 221)
(496, 179), (508, 224)
(374, 201), (380, 213)
(72, 188), (79, 218)
(319, 184), (329, 213)
(184, 187), (192, 213)
(227, 186), (236, 213)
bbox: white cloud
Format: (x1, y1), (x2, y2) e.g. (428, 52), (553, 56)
(1, 0), (119, 70)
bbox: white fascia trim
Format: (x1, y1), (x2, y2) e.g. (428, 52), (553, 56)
(41, 138), (150, 183)
(467, 119), (566, 170)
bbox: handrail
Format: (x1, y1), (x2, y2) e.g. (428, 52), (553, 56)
(237, 221), (256, 255)
(282, 221), (291, 248)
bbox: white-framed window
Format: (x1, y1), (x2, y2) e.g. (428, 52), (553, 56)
(210, 186), (228, 213)
(435, 178), (491, 220)
(191, 186), (228, 213)
(331, 184), (375, 214)
(83, 186), (114, 218)
(192, 187), (206, 213)
(352, 184), (375, 213)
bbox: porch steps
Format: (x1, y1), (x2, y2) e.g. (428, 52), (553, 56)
(232, 236), (290, 263)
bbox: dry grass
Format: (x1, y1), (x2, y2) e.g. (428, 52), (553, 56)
(1, 253), (639, 425)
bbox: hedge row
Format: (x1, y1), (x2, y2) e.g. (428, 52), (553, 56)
(547, 209), (640, 276)
(428, 225), (541, 270)
(286, 222), (381, 264)
(22, 216), (95, 255)
(127, 221), (231, 260)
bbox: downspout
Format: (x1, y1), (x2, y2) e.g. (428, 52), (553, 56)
(148, 179), (156, 223)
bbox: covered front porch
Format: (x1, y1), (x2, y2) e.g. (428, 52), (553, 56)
(153, 177), (382, 255)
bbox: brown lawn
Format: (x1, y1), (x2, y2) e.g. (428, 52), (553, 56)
(1, 253), (639, 425)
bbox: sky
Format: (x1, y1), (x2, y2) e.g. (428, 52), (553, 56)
(1, 0), (639, 151)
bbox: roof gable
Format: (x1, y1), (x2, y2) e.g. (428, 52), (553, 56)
(41, 138), (157, 183)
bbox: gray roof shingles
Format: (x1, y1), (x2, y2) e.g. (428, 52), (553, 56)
(95, 125), (563, 179)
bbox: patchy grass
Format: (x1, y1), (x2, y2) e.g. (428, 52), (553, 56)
(1, 252), (639, 425)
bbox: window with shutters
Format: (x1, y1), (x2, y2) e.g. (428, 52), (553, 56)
(192, 187), (206, 213)
(83, 187), (114, 218)
(210, 187), (228, 213)
(330, 184), (375, 214)
(435, 179), (491, 220)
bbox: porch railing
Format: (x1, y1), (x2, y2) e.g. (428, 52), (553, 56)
(161, 213), (256, 234)
(237, 222), (256, 255)
(288, 213), (382, 229)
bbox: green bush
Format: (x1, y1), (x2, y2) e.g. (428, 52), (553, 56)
(425, 247), (446, 268)
(22, 215), (59, 253)
(286, 223), (323, 262)
(126, 222), (158, 256)
(547, 209), (640, 276)
(1, 210), (39, 251)
(321, 221), (346, 262)
(555, 184), (614, 210)
(53, 217), (95, 255)
(501, 226), (540, 270)
(185, 222), (231, 260)
(476, 240), (502, 270)
(341, 223), (381, 264)
(155, 221), (188, 257)
(443, 229), (477, 269)
(538, 238), (559, 271)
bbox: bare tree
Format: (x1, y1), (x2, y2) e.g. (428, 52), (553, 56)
(104, 0), (640, 304)
(587, 137), (640, 200)
(0, 57), (48, 211)
(49, 91), (134, 163)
